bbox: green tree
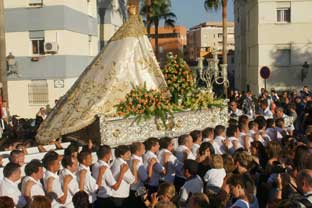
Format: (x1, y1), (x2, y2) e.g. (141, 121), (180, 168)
(204, 0), (228, 65)
(141, 0), (176, 60)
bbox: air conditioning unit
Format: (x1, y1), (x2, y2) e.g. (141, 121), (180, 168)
(29, 0), (43, 7)
(44, 42), (58, 54)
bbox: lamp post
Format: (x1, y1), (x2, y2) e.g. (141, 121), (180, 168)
(6, 52), (19, 77)
(198, 49), (229, 96)
(301, 61), (309, 83)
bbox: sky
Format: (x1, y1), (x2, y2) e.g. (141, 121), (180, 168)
(171, 0), (234, 29)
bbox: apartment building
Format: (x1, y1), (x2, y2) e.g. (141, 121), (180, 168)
(4, 0), (99, 118)
(235, 0), (312, 93)
(186, 22), (235, 62)
(149, 26), (187, 65)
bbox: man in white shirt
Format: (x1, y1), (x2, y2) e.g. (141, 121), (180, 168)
(229, 101), (243, 117)
(190, 130), (202, 157)
(22, 159), (45, 200)
(0, 162), (27, 208)
(9, 150), (25, 167)
(60, 155), (80, 208)
(143, 137), (165, 194)
(42, 151), (71, 208)
(202, 127), (214, 143)
(158, 137), (178, 184)
(93, 145), (128, 208)
(175, 134), (196, 190)
(275, 107), (295, 136)
(259, 100), (273, 120)
(77, 150), (98, 204)
(111, 145), (135, 208)
(226, 125), (243, 154)
(213, 125), (229, 155)
(179, 159), (203, 208)
(129, 142), (155, 207)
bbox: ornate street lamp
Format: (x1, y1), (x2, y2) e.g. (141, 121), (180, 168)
(6, 52), (19, 77)
(197, 49), (229, 95)
(301, 61), (309, 82)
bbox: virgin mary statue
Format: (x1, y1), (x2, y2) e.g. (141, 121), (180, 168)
(36, 0), (167, 144)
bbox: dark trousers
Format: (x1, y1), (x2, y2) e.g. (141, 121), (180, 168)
(94, 197), (113, 208)
(111, 197), (127, 208)
(174, 176), (186, 192)
(147, 185), (158, 196)
(129, 190), (146, 208)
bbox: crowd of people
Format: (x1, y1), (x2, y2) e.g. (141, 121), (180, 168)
(0, 86), (311, 208)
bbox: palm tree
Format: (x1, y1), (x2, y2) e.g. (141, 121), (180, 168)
(0, 0), (8, 102)
(204, 0), (228, 65)
(141, 0), (176, 60)
(204, 0), (228, 97)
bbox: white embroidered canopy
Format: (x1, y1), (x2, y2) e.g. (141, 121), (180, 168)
(36, 0), (167, 144)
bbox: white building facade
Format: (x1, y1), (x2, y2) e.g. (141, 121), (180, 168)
(97, 0), (126, 49)
(187, 22), (235, 62)
(235, 0), (312, 93)
(4, 0), (99, 118)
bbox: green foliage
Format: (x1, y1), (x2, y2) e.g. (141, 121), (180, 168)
(115, 83), (173, 126)
(115, 54), (226, 126)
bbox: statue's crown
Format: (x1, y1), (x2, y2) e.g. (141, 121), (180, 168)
(127, 0), (140, 15)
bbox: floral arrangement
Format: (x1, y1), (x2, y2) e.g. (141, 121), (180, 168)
(115, 84), (173, 125)
(115, 54), (226, 126)
(161, 53), (194, 104)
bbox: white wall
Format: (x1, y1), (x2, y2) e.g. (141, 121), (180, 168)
(6, 31), (99, 56)
(235, 0), (312, 93)
(4, 0), (97, 18)
(8, 78), (77, 118)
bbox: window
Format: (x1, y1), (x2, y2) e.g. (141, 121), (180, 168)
(277, 8), (291, 22)
(28, 80), (49, 105)
(29, 0), (43, 7)
(275, 49), (291, 66)
(32, 39), (45, 55)
(218, 33), (223, 38)
(30, 30), (45, 55)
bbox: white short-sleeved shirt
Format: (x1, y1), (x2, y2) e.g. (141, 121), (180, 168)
(44, 170), (63, 197)
(192, 143), (200, 158)
(228, 136), (243, 153)
(179, 175), (203, 203)
(59, 168), (79, 208)
(143, 151), (164, 187)
(111, 158), (135, 198)
(130, 155), (148, 190)
(204, 168), (226, 188)
(0, 177), (27, 208)
(175, 145), (195, 178)
(78, 164), (98, 203)
(92, 160), (116, 198)
(158, 149), (178, 183)
(21, 176), (45, 198)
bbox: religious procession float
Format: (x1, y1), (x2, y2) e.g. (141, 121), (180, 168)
(35, 0), (228, 146)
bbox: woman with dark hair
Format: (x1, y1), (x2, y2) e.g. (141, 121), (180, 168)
(73, 191), (90, 208)
(196, 142), (215, 178)
(0, 196), (14, 208)
(250, 141), (267, 168)
(30, 196), (51, 208)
